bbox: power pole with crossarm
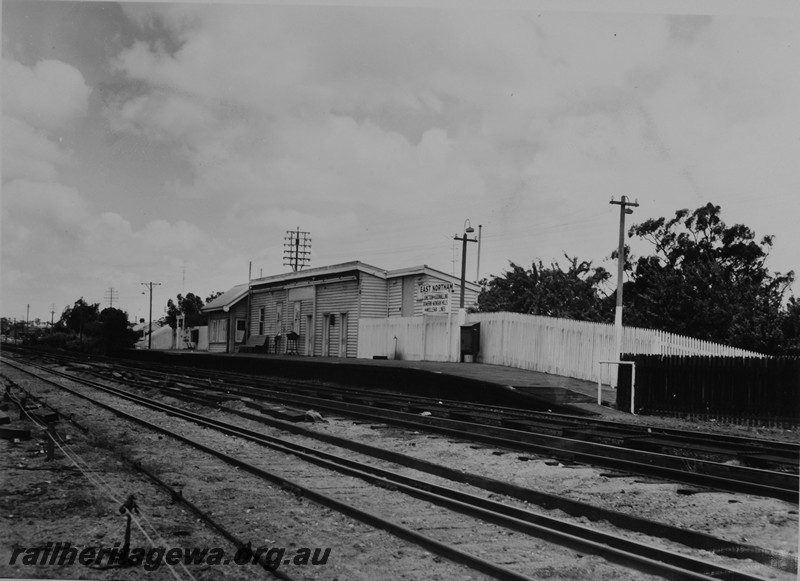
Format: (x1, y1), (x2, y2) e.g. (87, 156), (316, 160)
(609, 196), (639, 359)
(140, 282), (161, 349)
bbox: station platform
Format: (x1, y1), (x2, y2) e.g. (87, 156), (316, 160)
(287, 355), (621, 413)
(124, 350), (625, 417)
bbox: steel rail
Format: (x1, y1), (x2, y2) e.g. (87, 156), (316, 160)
(3, 377), (298, 581)
(7, 350), (797, 500)
(0, 358), (553, 581)
(97, 353), (800, 458)
(24, 357), (791, 571)
(16, 347), (797, 457)
(216, 403), (798, 574)
(3, 357), (776, 581)
(162, 375), (799, 501)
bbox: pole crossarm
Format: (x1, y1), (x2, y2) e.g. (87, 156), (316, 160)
(283, 227), (312, 271)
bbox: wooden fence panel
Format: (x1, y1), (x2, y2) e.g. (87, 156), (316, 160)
(619, 355), (800, 421)
(359, 311), (765, 383)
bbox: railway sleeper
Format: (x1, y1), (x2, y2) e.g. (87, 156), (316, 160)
(623, 436), (748, 458)
(737, 452), (799, 470)
(0, 425), (32, 440)
(258, 405), (307, 423)
(499, 418), (562, 435)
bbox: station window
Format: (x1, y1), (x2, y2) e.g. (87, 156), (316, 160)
(210, 319), (227, 343)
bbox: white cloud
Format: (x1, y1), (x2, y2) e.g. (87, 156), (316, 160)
(2, 179), (89, 226)
(4, 4), (798, 322)
(106, 91), (215, 142)
(2, 58), (89, 185)
(135, 219), (204, 252)
(2, 59), (91, 130)
(1, 116), (73, 182)
(102, 7), (798, 276)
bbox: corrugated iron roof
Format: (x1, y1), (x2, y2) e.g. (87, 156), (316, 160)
(202, 283), (249, 313)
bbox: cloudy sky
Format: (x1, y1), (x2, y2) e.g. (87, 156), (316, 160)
(2, 0), (799, 325)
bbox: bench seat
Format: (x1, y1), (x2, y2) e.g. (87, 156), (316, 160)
(238, 334), (269, 353)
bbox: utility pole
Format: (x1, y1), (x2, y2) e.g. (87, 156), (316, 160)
(140, 282), (161, 349)
(454, 220), (478, 309)
(26, 304), (30, 332)
(50, 304), (56, 328)
(609, 196), (639, 359)
(246, 262), (252, 341)
(104, 287), (118, 309)
(475, 224), (483, 283)
(283, 228), (312, 271)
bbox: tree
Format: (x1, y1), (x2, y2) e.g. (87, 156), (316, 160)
(165, 293), (207, 329)
(98, 307), (138, 354)
(623, 203), (794, 354)
(206, 291), (224, 303)
(778, 297), (800, 356)
(478, 255), (612, 322)
(60, 298), (100, 339)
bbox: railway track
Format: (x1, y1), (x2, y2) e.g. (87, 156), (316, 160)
(7, 349), (799, 498)
(88, 351), (800, 468)
(14, 347), (799, 466)
(60, 353), (797, 501)
(2, 354), (797, 580)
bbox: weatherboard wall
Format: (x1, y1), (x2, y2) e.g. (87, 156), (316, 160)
(358, 272), (389, 319)
(315, 278), (359, 357)
(207, 299), (248, 353)
(388, 273), (477, 317)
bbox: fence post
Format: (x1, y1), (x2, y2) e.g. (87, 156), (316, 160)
(597, 362), (602, 405)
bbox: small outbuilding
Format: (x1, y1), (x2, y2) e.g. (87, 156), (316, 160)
(202, 283), (250, 353)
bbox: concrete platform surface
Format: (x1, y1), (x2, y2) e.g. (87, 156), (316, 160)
(216, 352), (624, 415)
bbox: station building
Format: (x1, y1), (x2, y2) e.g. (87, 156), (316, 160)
(203, 261), (480, 356)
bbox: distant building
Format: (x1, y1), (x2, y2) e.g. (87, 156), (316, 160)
(203, 261), (479, 355)
(201, 283), (249, 353)
(134, 317), (208, 351)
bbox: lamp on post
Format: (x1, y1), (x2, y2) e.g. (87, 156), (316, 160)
(454, 219), (478, 309)
(609, 196), (639, 360)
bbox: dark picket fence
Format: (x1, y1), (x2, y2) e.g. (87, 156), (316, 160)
(616, 354), (800, 425)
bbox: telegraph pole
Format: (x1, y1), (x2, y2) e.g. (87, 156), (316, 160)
(283, 228), (312, 271)
(104, 287), (118, 309)
(609, 196), (639, 359)
(140, 282), (161, 349)
(50, 305), (56, 328)
(454, 220), (478, 309)
(475, 224), (483, 283)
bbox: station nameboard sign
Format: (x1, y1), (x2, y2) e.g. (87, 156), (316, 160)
(418, 281), (453, 315)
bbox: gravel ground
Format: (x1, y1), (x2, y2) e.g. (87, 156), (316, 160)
(598, 411), (800, 445)
(1, 366), (495, 581)
(1, 359), (797, 581)
(292, 413), (798, 577)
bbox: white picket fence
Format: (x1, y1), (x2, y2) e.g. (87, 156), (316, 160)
(358, 316), (459, 362)
(357, 311), (764, 383)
